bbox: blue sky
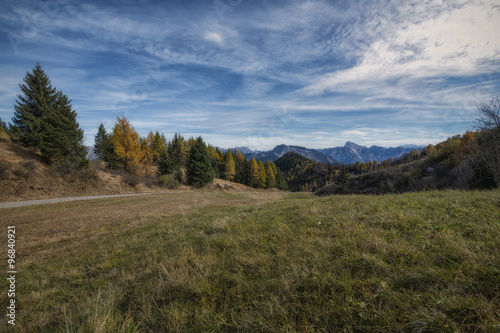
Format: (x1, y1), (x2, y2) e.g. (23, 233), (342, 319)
(1, 0), (499, 150)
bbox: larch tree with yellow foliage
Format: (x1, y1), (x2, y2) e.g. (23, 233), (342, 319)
(225, 149), (236, 181)
(112, 116), (144, 174)
(266, 165), (276, 188)
(258, 160), (267, 188)
(250, 157), (261, 188)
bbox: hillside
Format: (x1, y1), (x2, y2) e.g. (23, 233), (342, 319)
(317, 132), (499, 195)
(0, 136), (257, 202)
(275, 151), (334, 191)
(0, 135), (162, 202)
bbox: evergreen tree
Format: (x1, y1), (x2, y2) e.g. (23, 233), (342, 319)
(168, 133), (184, 181)
(101, 134), (120, 169)
(94, 123), (107, 160)
(10, 63), (86, 166)
(186, 136), (214, 187)
(234, 149), (247, 184)
(10, 62), (57, 149)
(275, 169), (288, 190)
(157, 148), (173, 175)
(38, 91), (87, 165)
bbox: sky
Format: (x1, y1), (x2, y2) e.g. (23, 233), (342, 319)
(1, 0), (499, 150)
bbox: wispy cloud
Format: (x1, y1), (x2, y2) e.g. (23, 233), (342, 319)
(1, 0), (499, 149)
(303, 1), (500, 101)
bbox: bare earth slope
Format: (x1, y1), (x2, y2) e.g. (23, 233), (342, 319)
(0, 135), (263, 202)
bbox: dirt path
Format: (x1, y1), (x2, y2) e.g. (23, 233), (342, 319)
(0, 192), (175, 209)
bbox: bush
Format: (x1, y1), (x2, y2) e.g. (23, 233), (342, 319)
(159, 174), (180, 189)
(123, 173), (140, 187)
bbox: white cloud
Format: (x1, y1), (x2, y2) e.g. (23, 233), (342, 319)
(304, 1), (500, 101)
(203, 31), (224, 45)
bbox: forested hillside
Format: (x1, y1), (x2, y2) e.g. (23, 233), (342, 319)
(0, 63), (289, 197)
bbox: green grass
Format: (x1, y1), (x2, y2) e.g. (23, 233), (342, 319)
(2, 190), (500, 332)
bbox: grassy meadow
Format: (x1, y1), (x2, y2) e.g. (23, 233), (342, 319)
(1, 190), (499, 332)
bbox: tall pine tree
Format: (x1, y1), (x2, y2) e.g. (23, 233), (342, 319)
(39, 91), (87, 165)
(11, 62), (56, 149)
(94, 123), (107, 160)
(186, 136), (214, 187)
(11, 63), (86, 165)
(157, 148), (174, 175)
(167, 133), (185, 181)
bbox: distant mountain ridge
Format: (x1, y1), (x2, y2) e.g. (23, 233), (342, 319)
(318, 142), (425, 164)
(223, 142), (424, 165)
(243, 144), (341, 165)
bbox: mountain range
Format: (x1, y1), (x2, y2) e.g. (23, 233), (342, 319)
(237, 142), (425, 164)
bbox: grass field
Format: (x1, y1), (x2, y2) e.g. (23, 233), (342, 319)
(1, 190), (499, 332)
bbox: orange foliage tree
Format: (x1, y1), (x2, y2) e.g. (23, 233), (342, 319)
(112, 116), (145, 174)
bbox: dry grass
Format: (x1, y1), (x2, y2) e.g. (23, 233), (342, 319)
(1, 190), (499, 332)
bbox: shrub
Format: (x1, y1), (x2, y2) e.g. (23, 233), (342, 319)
(123, 173), (140, 187)
(159, 174), (180, 189)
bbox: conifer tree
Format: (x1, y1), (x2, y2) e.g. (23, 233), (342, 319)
(10, 62), (57, 149)
(112, 116), (144, 173)
(207, 146), (221, 179)
(225, 149), (236, 181)
(94, 124), (120, 169)
(11, 63), (86, 166)
(94, 123), (107, 160)
(275, 169), (288, 190)
(258, 160), (267, 188)
(168, 133), (184, 181)
(234, 149), (246, 183)
(39, 91), (87, 165)
(150, 131), (165, 162)
(186, 136), (214, 187)
(157, 148), (174, 175)
(140, 137), (153, 167)
(250, 157), (261, 188)
(266, 165), (277, 188)
(101, 134), (120, 169)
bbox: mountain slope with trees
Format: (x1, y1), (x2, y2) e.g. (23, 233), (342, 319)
(9, 63), (87, 167)
(317, 98), (500, 195)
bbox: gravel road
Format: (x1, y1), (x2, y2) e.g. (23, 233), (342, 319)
(0, 193), (159, 209)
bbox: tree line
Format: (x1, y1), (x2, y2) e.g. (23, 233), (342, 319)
(93, 116), (288, 189)
(3, 63), (288, 190)
(4, 63), (499, 191)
